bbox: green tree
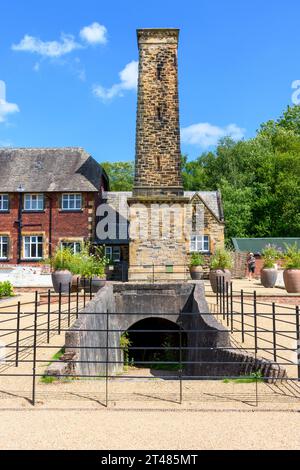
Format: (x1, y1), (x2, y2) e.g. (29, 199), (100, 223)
(101, 161), (134, 191)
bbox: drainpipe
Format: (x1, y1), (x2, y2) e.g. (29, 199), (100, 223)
(46, 195), (53, 258)
(16, 185), (25, 264)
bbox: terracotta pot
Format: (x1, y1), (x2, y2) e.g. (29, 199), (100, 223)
(190, 266), (203, 280)
(283, 269), (300, 293)
(260, 268), (278, 288)
(51, 270), (73, 294)
(209, 269), (231, 293)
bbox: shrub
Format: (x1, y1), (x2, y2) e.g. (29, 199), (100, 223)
(261, 244), (281, 269)
(210, 248), (233, 270)
(47, 247), (73, 271)
(0, 281), (14, 298)
(190, 252), (205, 267)
(283, 243), (300, 269)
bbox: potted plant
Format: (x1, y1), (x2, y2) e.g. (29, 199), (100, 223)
(209, 247), (233, 293)
(68, 252), (83, 293)
(283, 243), (300, 293)
(189, 252), (205, 280)
(79, 246), (108, 293)
(49, 248), (73, 294)
(260, 245), (280, 288)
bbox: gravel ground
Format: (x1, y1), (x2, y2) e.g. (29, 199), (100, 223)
(0, 409), (299, 450)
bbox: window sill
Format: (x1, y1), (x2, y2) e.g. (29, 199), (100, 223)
(0, 211), (10, 214)
(22, 210), (45, 214)
(59, 210), (83, 213)
(21, 258), (43, 262)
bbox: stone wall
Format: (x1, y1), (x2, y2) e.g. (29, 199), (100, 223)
(128, 197), (192, 280)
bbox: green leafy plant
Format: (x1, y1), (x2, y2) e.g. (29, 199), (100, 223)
(261, 244), (281, 268)
(190, 252), (205, 267)
(120, 332), (132, 369)
(210, 248), (233, 270)
(46, 247), (73, 271)
(283, 243), (300, 269)
(0, 281), (14, 298)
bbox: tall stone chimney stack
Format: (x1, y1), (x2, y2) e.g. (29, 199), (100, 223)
(134, 29), (183, 197)
(128, 28), (191, 281)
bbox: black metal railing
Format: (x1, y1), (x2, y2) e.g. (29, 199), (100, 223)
(0, 281), (299, 407)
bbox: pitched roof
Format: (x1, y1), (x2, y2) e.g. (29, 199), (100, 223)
(232, 238), (300, 254)
(102, 190), (224, 221)
(0, 147), (108, 192)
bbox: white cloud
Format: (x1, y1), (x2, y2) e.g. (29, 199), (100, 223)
(0, 140), (13, 147)
(80, 22), (107, 45)
(181, 122), (245, 148)
(12, 33), (82, 58)
(0, 81), (19, 123)
(93, 60), (138, 101)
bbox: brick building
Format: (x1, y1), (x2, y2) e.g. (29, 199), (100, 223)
(0, 148), (109, 264)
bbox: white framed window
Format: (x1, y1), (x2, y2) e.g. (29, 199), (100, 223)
(105, 246), (121, 263)
(61, 241), (82, 254)
(61, 193), (82, 211)
(190, 235), (210, 253)
(24, 194), (44, 211)
(0, 194), (9, 211)
(23, 235), (43, 259)
(0, 236), (9, 259)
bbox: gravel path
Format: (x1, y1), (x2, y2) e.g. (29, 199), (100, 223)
(0, 409), (299, 449)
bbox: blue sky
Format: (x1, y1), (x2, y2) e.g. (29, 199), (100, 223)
(0, 0), (300, 162)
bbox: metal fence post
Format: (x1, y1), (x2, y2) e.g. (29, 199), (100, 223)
(15, 301), (21, 367)
(230, 282), (233, 333)
(179, 326), (183, 405)
(295, 305), (300, 381)
(32, 291), (38, 406)
(254, 291), (257, 354)
(226, 282), (229, 327)
(47, 289), (51, 344)
(222, 276), (225, 320)
(83, 278), (86, 308)
(76, 277), (79, 318)
(216, 276), (219, 313)
(68, 282), (71, 327)
(272, 302), (277, 362)
(58, 283), (62, 335)
(106, 310), (109, 407)
(241, 289), (244, 343)
(89, 278), (92, 301)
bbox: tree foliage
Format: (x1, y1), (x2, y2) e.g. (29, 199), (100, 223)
(102, 161), (134, 191)
(182, 105), (300, 240)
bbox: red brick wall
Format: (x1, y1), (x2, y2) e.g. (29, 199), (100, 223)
(0, 191), (102, 264)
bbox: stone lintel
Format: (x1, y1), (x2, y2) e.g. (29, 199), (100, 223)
(127, 196), (190, 205)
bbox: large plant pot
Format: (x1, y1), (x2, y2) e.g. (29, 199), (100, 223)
(91, 277), (106, 293)
(209, 269), (231, 293)
(190, 266), (203, 280)
(283, 269), (300, 293)
(52, 270), (73, 294)
(260, 268), (277, 288)
(80, 277), (106, 293)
